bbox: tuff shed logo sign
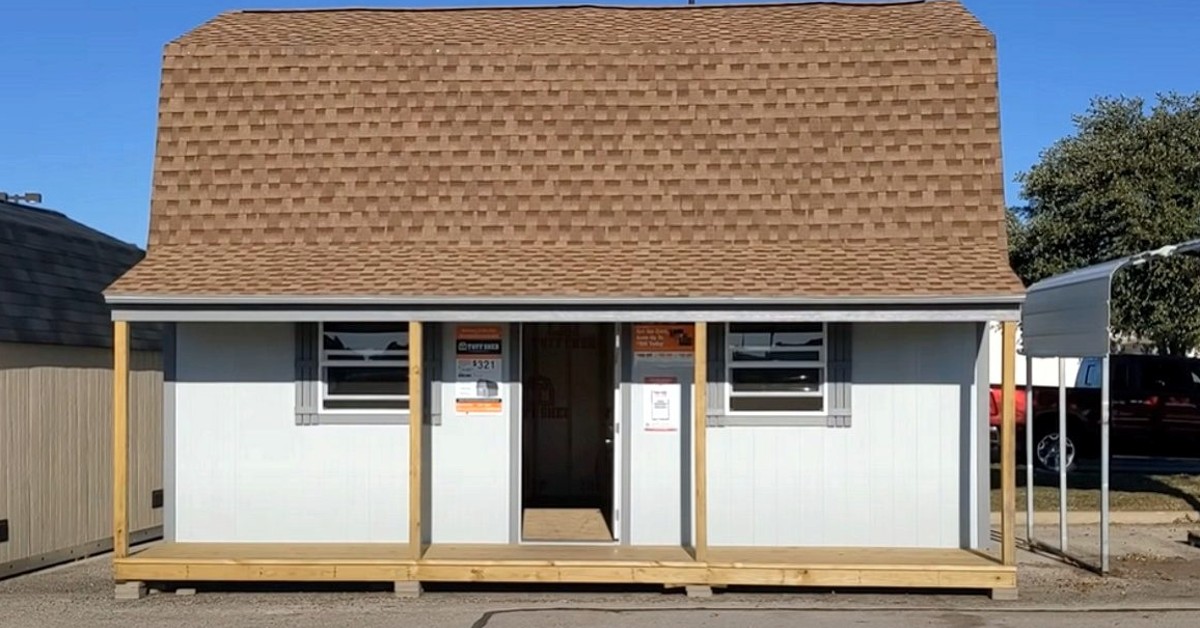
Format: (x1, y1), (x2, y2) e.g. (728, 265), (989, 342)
(456, 336), (499, 355)
(455, 325), (503, 415)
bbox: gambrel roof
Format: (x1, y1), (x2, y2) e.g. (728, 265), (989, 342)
(109, 1), (1022, 302)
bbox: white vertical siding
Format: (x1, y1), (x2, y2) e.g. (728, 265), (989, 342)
(627, 358), (692, 545)
(173, 323), (407, 543)
(430, 323), (513, 543)
(708, 323), (977, 548)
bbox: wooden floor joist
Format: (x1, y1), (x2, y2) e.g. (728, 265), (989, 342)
(112, 543), (1016, 591)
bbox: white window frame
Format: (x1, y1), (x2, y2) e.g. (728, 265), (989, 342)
(319, 322), (409, 415)
(725, 322), (827, 416)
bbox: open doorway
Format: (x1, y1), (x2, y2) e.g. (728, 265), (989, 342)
(521, 323), (616, 542)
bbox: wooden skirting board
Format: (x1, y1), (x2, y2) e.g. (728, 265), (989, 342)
(112, 543), (1016, 592)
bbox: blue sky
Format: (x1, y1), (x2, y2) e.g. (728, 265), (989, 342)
(2, 0), (1198, 247)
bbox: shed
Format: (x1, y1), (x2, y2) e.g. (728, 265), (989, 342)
(0, 199), (162, 578)
(105, 1), (1024, 597)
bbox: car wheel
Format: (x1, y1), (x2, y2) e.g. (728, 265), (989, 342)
(1035, 431), (1077, 473)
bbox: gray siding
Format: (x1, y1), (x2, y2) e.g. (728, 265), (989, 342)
(0, 341), (161, 576)
(707, 323), (979, 548)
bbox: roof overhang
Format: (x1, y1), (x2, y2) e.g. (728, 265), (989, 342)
(1022, 239), (1200, 358)
(108, 294), (1024, 323)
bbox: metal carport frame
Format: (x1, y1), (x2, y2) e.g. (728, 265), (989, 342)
(1021, 238), (1200, 573)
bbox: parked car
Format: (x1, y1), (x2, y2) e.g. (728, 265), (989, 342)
(989, 354), (1200, 472)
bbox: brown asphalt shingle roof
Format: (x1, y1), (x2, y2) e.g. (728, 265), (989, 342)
(110, 1), (1023, 301)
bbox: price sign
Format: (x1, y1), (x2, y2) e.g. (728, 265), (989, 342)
(455, 325), (504, 415)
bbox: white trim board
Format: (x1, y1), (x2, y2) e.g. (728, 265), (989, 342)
(113, 308), (1021, 323)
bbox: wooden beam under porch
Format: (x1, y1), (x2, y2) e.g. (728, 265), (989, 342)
(113, 543), (1015, 591)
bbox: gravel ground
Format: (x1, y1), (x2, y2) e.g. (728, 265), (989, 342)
(1013, 522), (1200, 604)
(2, 524), (1200, 627)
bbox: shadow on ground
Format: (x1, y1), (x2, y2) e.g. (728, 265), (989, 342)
(989, 466), (1200, 512)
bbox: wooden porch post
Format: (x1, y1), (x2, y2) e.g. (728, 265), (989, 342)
(409, 321), (424, 560)
(1000, 321), (1017, 566)
(693, 322), (708, 561)
(112, 320), (130, 560)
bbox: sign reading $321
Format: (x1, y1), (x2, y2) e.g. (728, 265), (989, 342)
(455, 326), (503, 415)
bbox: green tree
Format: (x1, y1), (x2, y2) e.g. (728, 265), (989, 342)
(1010, 94), (1200, 355)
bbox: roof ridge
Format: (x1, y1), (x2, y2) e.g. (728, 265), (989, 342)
(234, 1), (936, 16)
(172, 0), (982, 50)
(0, 199), (67, 219)
(0, 201), (141, 253)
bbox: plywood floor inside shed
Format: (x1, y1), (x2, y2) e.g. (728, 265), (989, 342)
(522, 508), (613, 542)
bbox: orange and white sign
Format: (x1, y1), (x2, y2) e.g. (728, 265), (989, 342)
(633, 324), (695, 362)
(455, 325), (503, 415)
(455, 399), (501, 414)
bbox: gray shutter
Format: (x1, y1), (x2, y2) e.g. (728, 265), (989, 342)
(826, 322), (852, 427)
(706, 323), (726, 427)
(427, 323), (442, 426)
(295, 322), (319, 426)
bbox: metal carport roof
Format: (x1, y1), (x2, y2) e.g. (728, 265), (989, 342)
(1021, 239), (1200, 358)
(1019, 237), (1200, 576)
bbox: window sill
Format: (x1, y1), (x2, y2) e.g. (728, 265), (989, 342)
(707, 414), (850, 428)
(301, 413), (410, 426)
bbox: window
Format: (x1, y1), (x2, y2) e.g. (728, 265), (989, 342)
(726, 322), (826, 414)
(1080, 361), (1101, 388)
(319, 322), (409, 413)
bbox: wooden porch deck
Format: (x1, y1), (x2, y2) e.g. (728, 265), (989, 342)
(114, 543), (1015, 591)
